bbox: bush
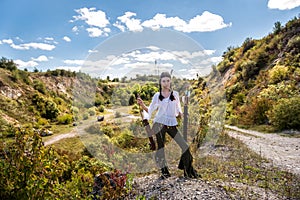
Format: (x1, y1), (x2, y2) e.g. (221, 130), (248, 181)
(37, 117), (49, 126)
(269, 65), (289, 84)
(57, 114), (73, 124)
(88, 107), (96, 116)
(98, 105), (105, 112)
(100, 126), (114, 137)
(114, 130), (134, 148)
(33, 80), (47, 94)
(0, 129), (66, 199)
(0, 128), (123, 199)
(267, 97), (300, 130)
(115, 111), (121, 118)
(82, 113), (89, 120)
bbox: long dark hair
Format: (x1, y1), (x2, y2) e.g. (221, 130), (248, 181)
(158, 72), (175, 101)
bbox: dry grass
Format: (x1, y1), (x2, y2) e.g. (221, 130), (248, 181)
(191, 132), (300, 199)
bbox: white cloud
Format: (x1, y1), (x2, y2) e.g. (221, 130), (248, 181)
(56, 66), (81, 72)
(2, 39), (13, 44)
(63, 36), (71, 42)
(114, 12), (143, 32)
(14, 59), (38, 68)
(32, 55), (48, 62)
(87, 27), (109, 37)
(2, 38), (56, 50)
(147, 46), (161, 51)
(73, 7), (109, 28)
(268, 0), (300, 10)
(72, 7), (111, 37)
(10, 42), (56, 51)
(44, 37), (54, 41)
(179, 11), (231, 32)
(72, 26), (79, 33)
(88, 49), (98, 53)
(123, 62), (150, 69)
(142, 13), (186, 30)
(63, 59), (84, 65)
(42, 37), (58, 45)
(111, 57), (130, 65)
(72, 9), (230, 37)
(210, 56), (223, 63)
(117, 11), (231, 33)
(113, 22), (125, 32)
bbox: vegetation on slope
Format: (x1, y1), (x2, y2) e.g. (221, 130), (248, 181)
(215, 16), (300, 131)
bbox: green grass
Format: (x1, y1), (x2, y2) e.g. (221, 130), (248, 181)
(49, 136), (85, 157)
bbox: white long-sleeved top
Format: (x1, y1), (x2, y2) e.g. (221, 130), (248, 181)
(143, 91), (182, 126)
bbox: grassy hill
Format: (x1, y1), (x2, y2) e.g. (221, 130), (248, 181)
(213, 16), (299, 132)
(0, 61), (115, 138)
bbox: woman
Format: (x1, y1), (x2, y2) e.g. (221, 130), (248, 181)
(137, 71), (198, 179)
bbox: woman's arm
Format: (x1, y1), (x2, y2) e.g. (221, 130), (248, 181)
(137, 97), (148, 113)
(137, 93), (159, 119)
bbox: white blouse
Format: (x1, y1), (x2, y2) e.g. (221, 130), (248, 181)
(143, 91), (182, 126)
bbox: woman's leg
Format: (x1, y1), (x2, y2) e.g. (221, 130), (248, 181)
(166, 126), (188, 151)
(152, 123), (170, 178)
(166, 126), (198, 178)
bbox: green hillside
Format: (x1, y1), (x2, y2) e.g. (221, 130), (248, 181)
(0, 60), (114, 138)
(215, 17), (300, 131)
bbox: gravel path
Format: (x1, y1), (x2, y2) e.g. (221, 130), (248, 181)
(126, 174), (232, 200)
(225, 125), (300, 175)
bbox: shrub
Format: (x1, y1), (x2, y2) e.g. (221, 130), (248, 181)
(114, 130), (134, 148)
(37, 117), (49, 126)
(82, 113), (89, 120)
(0, 129), (66, 199)
(115, 111), (121, 118)
(43, 100), (60, 120)
(88, 107), (96, 116)
(71, 106), (79, 114)
(241, 60), (257, 80)
(237, 97), (272, 126)
(269, 65), (289, 84)
(57, 114), (73, 124)
(98, 105), (105, 112)
(85, 124), (101, 134)
(100, 126), (114, 137)
(267, 97), (300, 130)
(33, 80), (47, 94)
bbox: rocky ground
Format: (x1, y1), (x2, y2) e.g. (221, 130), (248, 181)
(123, 126), (300, 200)
(125, 171), (283, 200)
(126, 174), (232, 200)
(226, 125), (300, 175)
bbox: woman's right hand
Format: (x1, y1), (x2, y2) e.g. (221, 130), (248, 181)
(137, 97), (143, 106)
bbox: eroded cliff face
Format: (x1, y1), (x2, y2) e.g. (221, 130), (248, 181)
(0, 70), (78, 127)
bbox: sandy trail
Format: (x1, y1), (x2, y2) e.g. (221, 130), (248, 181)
(225, 125), (300, 175)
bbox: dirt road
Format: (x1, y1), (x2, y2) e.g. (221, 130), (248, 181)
(225, 125), (300, 175)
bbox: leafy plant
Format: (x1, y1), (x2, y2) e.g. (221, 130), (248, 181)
(267, 97), (300, 130)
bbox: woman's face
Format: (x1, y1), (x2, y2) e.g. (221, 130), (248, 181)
(160, 77), (171, 90)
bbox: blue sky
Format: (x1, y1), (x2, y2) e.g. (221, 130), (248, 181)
(0, 0), (299, 78)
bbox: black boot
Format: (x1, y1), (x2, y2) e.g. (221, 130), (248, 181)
(178, 150), (199, 178)
(183, 166), (199, 178)
(159, 167), (171, 180)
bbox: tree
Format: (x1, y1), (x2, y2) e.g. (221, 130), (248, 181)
(267, 97), (300, 130)
(0, 57), (17, 71)
(273, 21), (282, 34)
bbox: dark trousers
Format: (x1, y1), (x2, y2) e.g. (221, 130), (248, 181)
(152, 122), (190, 169)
